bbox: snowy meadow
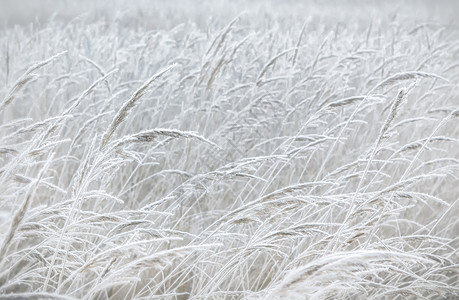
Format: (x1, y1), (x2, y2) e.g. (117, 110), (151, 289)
(0, 1), (458, 299)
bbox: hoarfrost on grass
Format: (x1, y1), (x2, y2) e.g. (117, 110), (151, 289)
(0, 1), (458, 299)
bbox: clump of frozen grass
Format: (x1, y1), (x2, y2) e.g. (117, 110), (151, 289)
(0, 2), (458, 299)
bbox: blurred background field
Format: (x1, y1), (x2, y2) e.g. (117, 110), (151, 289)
(1, 0), (458, 29)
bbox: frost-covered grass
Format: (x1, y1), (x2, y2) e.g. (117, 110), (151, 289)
(0, 2), (458, 299)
